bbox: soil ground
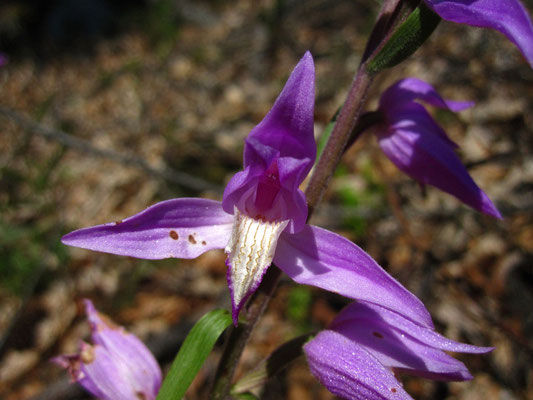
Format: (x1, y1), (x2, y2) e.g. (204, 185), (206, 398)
(1, 1), (532, 399)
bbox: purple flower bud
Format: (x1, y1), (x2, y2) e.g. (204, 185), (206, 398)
(52, 299), (162, 400)
(304, 301), (493, 400)
(424, 0), (533, 68)
(376, 78), (501, 218)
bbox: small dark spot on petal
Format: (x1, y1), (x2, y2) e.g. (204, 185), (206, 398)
(201, 240), (206, 245)
(114, 220), (123, 225)
(188, 234), (197, 244)
(169, 230), (179, 240)
(390, 388), (397, 393)
(373, 331), (384, 339)
(136, 392), (147, 400)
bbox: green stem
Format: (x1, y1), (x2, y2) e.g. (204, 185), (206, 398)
(305, 63), (374, 215)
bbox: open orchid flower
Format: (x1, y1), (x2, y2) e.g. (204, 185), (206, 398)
(376, 77), (501, 218)
(62, 53), (432, 328)
(304, 301), (493, 400)
(52, 299), (162, 400)
(424, 0), (533, 68)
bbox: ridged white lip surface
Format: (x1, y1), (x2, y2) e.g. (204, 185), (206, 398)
(225, 209), (289, 309)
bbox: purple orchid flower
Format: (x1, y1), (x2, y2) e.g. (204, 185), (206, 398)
(62, 53), (433, 328)
(0, 52), (8, 67)
(52, 299), (162, 400)
(424, 0), (533, 68)
(375, 77), (501, 218)
(304, 301), (493, 400)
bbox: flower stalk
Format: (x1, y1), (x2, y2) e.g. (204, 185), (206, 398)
(305, 65), (374, 215)
(211, 267), (282, 400)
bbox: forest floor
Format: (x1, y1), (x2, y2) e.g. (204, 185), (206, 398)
(1, 1), (532, 399)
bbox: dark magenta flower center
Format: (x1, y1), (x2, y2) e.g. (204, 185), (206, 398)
(243, 159), (284, 221)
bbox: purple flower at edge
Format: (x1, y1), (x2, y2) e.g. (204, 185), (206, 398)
(376, 77), (501, 218)
(61, 53), (434, 329)
(424, 0), (533, 68)
(0, 52), (8, 67)
(52, 299), (162, 400)
(304, 301), (493, 400)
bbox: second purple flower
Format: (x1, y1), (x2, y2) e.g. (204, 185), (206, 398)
(304, 301), (493, 400)
(375, 77), (501, 218)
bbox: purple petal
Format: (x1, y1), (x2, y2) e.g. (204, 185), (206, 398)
(52, 350), (109, 400)
(388, 102), (460, 148)
(274, 225), (434, 328)
(53, 300), (162, 400)
(425, 0), (533, 68)
(53, 341), (158, 400)
(62, 198), (234, 259)
(331, 302), (492, 381)
(222, 150), (310, 233)
(222, 166), (261, 215)
(304, 330), (413, 400)
(83, 300), (162, 395)
(79, 342), (147, 400)
(377, 116), (501, 218)
(244, 51), (316, 171)
(333, 320), (473, 381)
(222, 52), (315, 233)
(333, 302), (492, 354)
(380, 78), (474, 113)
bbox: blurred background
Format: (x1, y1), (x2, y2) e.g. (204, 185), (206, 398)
(1, 0), (532, 399)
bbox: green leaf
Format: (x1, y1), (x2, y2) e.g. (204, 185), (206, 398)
(156, 309), (232, 400)
(232, 334), (312, 395)
(367, 3), (441, 73)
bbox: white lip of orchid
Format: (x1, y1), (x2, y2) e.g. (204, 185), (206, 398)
(225, 208), (289, 309)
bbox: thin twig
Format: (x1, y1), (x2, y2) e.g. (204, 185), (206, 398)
(0, 106), (220, 192)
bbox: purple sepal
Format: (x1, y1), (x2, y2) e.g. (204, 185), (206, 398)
(425, 0), (533, 68)
(61, 198), (234, 259)
(222, 141), (310, 233)
(377, 78), (501, 218)
(52, 299), (162, 400)
(304, 330), (414, 400)
(223, 52), (315, 233)
(273, 225), (434, 328)
(331, 302), (492, 381)
(244, 51), (316, 169)
(379, 78), (473, 149)
(305, 302), (492, 399)
(380, 78), (474, 114)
